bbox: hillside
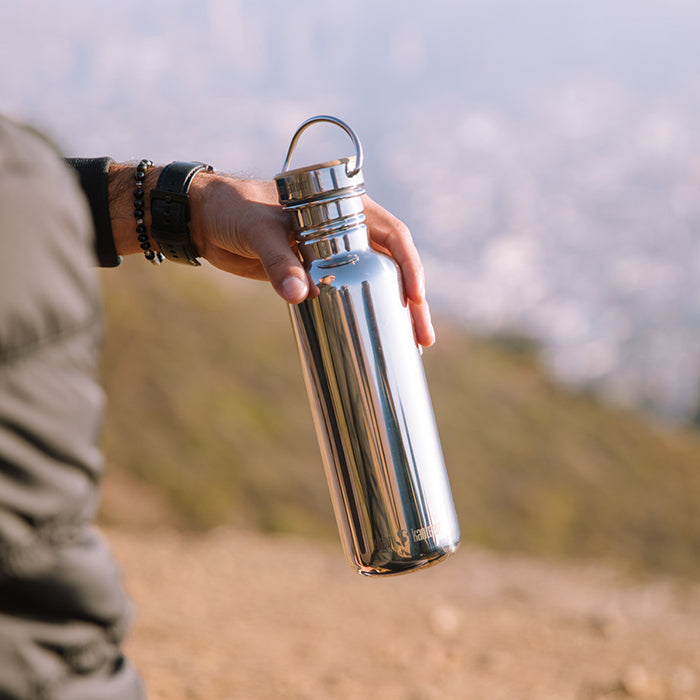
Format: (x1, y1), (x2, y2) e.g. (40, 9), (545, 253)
(98, 259), (700, 579)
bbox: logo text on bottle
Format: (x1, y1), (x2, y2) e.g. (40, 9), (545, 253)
(411, 523), (441, 543)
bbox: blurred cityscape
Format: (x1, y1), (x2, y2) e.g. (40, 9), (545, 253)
(2, 0), (700, 420)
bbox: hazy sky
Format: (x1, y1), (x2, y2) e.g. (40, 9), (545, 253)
(2, 0), (698, 168)
(2, 0), (700, 418)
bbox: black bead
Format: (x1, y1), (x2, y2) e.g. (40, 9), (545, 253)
(134, 160), (159, 264)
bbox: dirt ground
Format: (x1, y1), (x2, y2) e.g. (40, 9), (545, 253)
(105, 523), (700, 700)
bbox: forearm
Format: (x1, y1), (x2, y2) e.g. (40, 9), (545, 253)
(68, 158), (212, 261)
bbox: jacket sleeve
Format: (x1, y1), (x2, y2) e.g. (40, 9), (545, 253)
(65, 157), (121, 267)
(0, 119), (142, 698)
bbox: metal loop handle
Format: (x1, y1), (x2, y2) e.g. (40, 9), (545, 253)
(281, 115), (364, 178)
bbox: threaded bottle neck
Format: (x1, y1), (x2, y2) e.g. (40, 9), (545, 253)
(275, 157), (368, 260)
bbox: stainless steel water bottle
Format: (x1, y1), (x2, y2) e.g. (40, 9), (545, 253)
(275, 116), (460, 576)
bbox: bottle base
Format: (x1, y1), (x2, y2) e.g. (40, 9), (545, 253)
(354, 542), (460, 577)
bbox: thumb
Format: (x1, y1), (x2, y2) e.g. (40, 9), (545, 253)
(258, 247), (309, 304)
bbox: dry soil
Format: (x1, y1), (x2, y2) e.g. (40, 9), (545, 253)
(106, 524), (700, 700)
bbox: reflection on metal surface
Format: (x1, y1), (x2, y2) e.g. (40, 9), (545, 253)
(276, 116), (460, 576)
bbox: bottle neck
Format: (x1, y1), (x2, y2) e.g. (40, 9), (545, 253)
(290, 191), (370, 262)
(298, 225), (370, 263)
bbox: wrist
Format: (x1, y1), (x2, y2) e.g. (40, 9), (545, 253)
(149, 161), (213, 265)
(108, 161), (216, 263)
(108, 162), (163, 256)
(187, 169), (222, 259)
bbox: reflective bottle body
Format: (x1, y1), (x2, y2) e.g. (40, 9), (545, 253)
(276, 123), (460, 576)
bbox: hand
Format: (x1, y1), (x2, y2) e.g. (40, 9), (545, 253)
(189, 175), (307, 299)
(189, 173), (436, 347)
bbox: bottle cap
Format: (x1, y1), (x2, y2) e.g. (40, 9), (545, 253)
(274, 116), (365, 207)
(275, 157), (364, 206)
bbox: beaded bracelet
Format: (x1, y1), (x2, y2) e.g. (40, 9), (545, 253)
(134, 159), (164, 265)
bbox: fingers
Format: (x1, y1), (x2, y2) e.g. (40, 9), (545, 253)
(363, 195), (436, 346)
(249, 229), (309, 304)
(362, 195), (425, 302)
(208, 234), (309, 304)
(194, 175), (310, 304)
(410, 298), (436, 348)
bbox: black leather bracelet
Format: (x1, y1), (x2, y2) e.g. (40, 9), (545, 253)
(150, 161), (213, 265)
